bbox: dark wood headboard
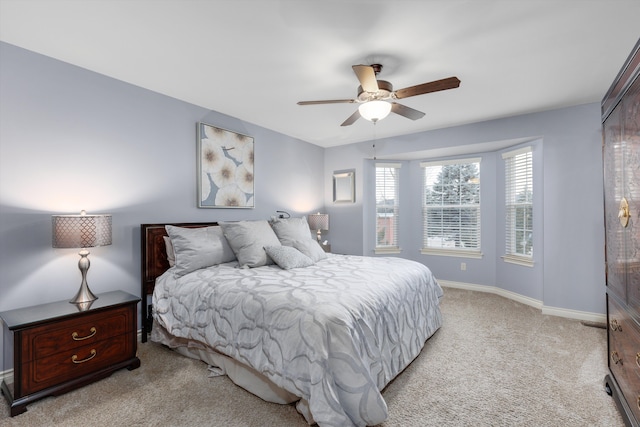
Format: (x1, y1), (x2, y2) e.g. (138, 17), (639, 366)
(140, 222), (218, 342)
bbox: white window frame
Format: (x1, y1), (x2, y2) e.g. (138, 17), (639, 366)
(502, 146), (534, 267)
(375, 162), (401, 254)
(421, 158), (482, 258)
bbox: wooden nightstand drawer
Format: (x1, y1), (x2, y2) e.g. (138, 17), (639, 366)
(22, 306), (133, 361)
(21, 332), (135, 395)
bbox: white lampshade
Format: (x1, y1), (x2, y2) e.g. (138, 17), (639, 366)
(358, 100), (392, 122)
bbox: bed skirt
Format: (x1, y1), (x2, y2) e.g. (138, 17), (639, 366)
(151, 320), (316, 424)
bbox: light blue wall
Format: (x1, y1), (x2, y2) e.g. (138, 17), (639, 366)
(0, 40), (607, 370)
(325, 103), (605, 315)
(0, 42), (325, 361)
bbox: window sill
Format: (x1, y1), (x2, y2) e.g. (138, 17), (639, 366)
(502, 254), (534, 267)
(420, 248), (483, 259)
(375, 247), (401, 255)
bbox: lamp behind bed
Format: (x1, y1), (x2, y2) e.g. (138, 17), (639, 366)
(307, 213), (329, 243)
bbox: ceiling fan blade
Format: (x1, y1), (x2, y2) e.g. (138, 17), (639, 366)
(340, 109), (361, 126)
(394, 77), (461, 99)
(391, 102), (425, 120)
(297, 99), (356, 105)
(352, 65), (379, 93)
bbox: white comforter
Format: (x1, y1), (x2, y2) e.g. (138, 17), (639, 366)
(152, 254), (443, 427)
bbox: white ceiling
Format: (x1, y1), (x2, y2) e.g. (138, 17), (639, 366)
(1, 0), (638, 148)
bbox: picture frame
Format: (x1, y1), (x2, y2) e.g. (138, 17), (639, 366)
(333, 170), (355, 203)
(197, 122), (254, 208)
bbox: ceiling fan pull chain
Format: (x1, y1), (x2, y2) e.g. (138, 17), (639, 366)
(373, 122), (377, 160)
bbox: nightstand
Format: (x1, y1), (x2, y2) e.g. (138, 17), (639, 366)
(321, 244), (331, 253)
(0, 290), (140, 416)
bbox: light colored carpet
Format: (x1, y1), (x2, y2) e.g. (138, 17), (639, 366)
(0, 287), (624, 426)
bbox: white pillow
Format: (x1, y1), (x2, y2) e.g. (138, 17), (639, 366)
(165, 225), (236, 277)
(270, 217), (327, 262)
(219, 220), (281, 267)
(264, 245), (314, 270)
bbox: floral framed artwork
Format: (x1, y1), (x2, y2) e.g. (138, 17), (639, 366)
(197, 122), (254, 208)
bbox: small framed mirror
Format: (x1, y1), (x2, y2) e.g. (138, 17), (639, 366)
(333, 170), (355, 203)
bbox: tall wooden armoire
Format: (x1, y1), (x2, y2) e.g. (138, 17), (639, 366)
(603, 37), (640, 427)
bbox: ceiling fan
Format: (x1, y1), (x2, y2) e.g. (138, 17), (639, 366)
(297, 64), (461, 126)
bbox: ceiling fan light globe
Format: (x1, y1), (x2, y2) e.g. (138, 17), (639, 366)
(358, 100), (392, 122)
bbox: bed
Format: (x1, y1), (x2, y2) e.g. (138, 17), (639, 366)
(140, 220), (443, 427)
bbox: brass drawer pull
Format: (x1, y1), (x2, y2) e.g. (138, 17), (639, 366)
(637, 396), (640, 411)
(619, 198), (630, 227)
(611, 351), (623, 365)
(72, 349), (96, 364)
(72, 327), (96, 341)
(636, 352), (640, 369)
(609, 319), (622, 332)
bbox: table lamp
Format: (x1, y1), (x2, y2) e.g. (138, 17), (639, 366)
(52, 210), (112, 305)
(308, 213), (329, 243)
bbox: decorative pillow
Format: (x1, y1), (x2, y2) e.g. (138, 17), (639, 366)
(292, 238), (327, 263)
(163, 236), (175, 267)
(219, 220), (281, 267)
(165, 225), (236, 277)
(264, 245), (314, 270)
(269, 217), (311, 244)
(270, 217), (327, 262)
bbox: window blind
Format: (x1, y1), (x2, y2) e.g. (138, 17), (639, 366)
(503, 147), (533, 258)
(421, 159), (481, 254)
(375, 163), (400, 250)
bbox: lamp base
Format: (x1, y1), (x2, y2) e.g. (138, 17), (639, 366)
(70, 250), (99, 305)
(69, 283), (98, 305)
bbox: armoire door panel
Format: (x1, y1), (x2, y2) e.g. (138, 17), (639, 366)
(625, 75), (640, 314)
(604, 103), (628, 302)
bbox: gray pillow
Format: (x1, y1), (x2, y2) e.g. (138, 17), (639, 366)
(219, 220), (281, 267)
(165, 225), (236, 277)
(163, 236), (175, 267)
(292, 238), (327, 263)
(270, 217), (327, 262)
(264, 245), (314, 270)
(269, 217), (311, 244)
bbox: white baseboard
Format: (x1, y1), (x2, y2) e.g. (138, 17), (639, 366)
(439, 280), (606, 324)
(541, 305), (606, 324)
(0, 368), (12, 384)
